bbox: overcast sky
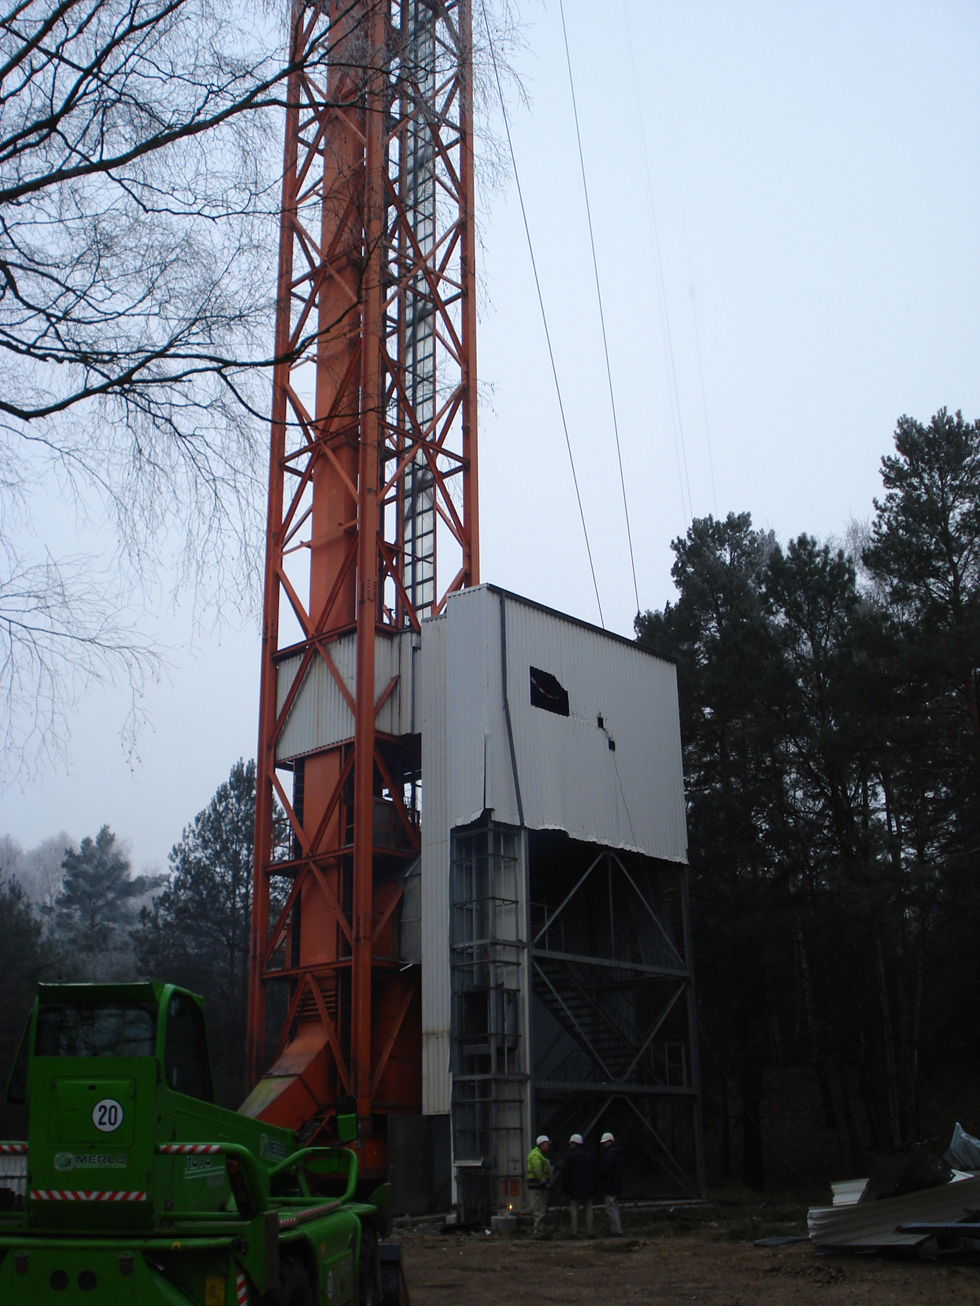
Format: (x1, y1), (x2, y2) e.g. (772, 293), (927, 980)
(1, 0), (977, 874)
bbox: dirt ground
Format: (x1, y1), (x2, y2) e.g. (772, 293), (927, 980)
(397, 1197), (980, 1305)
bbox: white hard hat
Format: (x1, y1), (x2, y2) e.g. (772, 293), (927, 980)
(569, 1133), (584, 1145)
(600, 1132), (615, 1144)
(536, 1135), (550, 1146)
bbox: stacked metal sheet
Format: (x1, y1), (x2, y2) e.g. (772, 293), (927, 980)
(808, 1171), (980, 1248)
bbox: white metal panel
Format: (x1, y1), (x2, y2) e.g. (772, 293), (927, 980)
(422, 1031), (451, 1116)
(420, 613), (452, 1114)
(435, 586), (687, 862)
(808, 1171), (980, 1247)
(444, 586), (498, 827)
(503, 591), (688, 861)
(274, 631), (417, 761)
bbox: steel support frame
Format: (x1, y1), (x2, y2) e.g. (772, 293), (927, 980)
(449, 819), (529, 1207)
(248, 0), (478, 1152)
(530, 848), (705, 1200)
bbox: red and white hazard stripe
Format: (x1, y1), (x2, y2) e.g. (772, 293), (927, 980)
(30, 1190), (147, 1202)
(0, 1144), (27, 1154)
(236, 1269), (248, 1305)
(156, 1143), (223, 1155)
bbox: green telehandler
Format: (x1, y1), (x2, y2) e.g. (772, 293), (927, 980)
(0, 982), (403, 1305)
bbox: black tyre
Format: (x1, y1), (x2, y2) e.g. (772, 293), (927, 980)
(358, 1227), (380, 1306)
(378, 1242), (402, 1306)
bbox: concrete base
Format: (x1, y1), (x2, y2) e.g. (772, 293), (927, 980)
(491, 1213), (518, 1234)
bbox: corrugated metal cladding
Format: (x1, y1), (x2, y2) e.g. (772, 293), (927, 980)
(418, 586), (688, 1116)
(420, 613), (452, 1115)
(433, 585), (688, 862)
(0, 1155), (26, 1197)
(274, 631), (419, 762)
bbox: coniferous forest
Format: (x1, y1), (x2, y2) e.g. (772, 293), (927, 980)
(636, 409), (980, 1188)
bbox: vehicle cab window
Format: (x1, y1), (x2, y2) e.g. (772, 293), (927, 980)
(163, 994), (214, 1101)
(35, 1003), (157, 1058)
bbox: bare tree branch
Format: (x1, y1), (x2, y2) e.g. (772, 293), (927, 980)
(0, 0), (521, 781)
(0, 544), (164, 776)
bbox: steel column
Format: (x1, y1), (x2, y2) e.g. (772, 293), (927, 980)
(247, 0), (478, 1176)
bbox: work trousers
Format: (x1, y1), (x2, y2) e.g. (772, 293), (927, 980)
(529, 1186), (551, 1237)
(603, 1194), (622, 1235)
(569, 1196), (593, 1237)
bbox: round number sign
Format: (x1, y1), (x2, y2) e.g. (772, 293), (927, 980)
(92, 1098), (124, 1132)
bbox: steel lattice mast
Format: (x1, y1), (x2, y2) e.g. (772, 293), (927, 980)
(246, 0), (478, 1170)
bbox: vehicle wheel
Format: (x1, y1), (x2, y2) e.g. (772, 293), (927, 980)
(378, 1242), (402, 1306)
(358, 1227), (380, 1306)
(263, 1256), (314, 1306)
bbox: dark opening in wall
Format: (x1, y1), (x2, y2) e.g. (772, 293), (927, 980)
(530, 666), (570, 717)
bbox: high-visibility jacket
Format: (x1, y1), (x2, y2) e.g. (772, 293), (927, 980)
(527, 1145), (552, 1188)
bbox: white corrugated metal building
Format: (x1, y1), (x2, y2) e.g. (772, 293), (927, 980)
(417, 586), (701, 1213)
(273, 582), (701, 1212)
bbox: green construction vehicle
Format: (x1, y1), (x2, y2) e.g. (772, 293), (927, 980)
(0, 982), (403, 1305)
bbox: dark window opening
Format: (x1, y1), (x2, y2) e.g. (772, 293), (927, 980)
(36, 1004), (157, 1059)
(530, 666), (569, 717)
(460, 990), (489, 1038)
(6, 1018), (31, 1102)
(163, 994), (213, 1102)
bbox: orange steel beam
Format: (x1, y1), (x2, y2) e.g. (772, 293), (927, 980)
(247, 0), (478, 1179)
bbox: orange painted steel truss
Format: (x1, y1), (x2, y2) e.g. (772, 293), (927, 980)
(247, 0), (478, 1162)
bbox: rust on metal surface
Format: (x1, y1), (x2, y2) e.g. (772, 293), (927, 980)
(247, 0), (478, 1180)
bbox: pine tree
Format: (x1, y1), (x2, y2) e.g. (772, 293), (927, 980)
(135, 759), (281, 1104)
(0, 873), (52, 1134)
(52, 826), (161, 978)
(637, 512), (786, 1189)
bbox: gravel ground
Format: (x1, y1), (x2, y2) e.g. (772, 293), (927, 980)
(396, 1198), (980, 1305)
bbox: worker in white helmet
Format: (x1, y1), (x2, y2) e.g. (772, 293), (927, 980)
(526, 1134), (553, 1239)
(597, 1131), (624, 1236)
(561, 1133), (597, 1237)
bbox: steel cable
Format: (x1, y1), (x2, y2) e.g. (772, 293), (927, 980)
(480, 2), (605, 629)
(558, 0), (640, 616)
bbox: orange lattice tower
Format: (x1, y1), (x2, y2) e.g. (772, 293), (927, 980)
(245, 0), (479, 1180)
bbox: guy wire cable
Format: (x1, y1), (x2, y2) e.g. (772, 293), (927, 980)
(480, 1), (605, 629)
(558, 0), (640, 617)
(683, 212), (719, 516)
(623, 0), (694, 527)
(626, 0), (718, 519)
